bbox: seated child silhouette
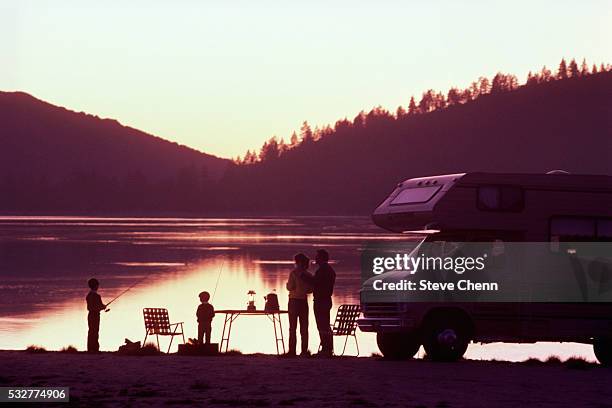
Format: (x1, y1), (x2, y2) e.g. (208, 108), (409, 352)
(197, 291), (215, 344)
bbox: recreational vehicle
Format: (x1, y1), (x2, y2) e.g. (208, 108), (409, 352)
(358, 172), (612, 364)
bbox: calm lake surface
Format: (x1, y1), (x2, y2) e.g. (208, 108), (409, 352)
(0, 216), (595, 361)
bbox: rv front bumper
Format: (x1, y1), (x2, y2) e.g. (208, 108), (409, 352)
(357, 302), (416, 332)
(357, 317), (416, 332)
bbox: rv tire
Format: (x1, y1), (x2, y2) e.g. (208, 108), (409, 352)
(593, 338), (612, 366)
(422, 316), (470, 362)
(376, 332), (420, 360)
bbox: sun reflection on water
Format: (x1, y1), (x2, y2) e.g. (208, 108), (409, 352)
(1, 257), (375, 355)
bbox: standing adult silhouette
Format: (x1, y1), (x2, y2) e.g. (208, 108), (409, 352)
(302, 249), (336, 356)
(285, 253), (313, 356)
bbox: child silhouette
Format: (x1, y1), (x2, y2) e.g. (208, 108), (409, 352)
(86, 278), (107, 352)
(197, 291), (215, 344)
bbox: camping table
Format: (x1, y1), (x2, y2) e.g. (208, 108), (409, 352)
(216, 310), (288, 355)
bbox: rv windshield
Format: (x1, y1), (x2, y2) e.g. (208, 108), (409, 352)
(390, 185), (440, 205)
(415, 234), (465, 258)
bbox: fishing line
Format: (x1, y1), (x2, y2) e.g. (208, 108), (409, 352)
(211, 259), (224, 302)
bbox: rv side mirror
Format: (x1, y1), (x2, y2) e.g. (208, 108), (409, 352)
(491, 240), (505, 256)
(550, 236), (560, 253)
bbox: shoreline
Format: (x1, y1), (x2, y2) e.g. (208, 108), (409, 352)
(2, 351), (610, 407)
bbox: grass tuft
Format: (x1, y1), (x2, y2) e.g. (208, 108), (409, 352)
(564, 356), (595, 370)
(25, 345), (47, 353)
(523, 357), (542, 366)
(544, 355), (562, 365)
(117, 342), (161, 356)
(523, 355), (596, 369)
(138, 343), (161, 356)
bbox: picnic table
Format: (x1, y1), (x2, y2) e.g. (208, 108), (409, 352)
(216, 309), (288, 355)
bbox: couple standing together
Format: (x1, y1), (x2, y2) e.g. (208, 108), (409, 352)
(286, 249), (336, 357)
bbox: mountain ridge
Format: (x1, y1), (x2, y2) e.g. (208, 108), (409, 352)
(1, 70), (611, 214)
(0, 90), (228, 212)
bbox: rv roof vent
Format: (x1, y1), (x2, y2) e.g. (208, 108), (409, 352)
(546, 170), (571, 175)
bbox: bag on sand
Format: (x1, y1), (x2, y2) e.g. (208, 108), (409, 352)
(179, 340), (219, 355)
(118, 338), (141, 353)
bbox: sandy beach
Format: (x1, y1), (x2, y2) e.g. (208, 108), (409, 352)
(1, 351), (611, 407)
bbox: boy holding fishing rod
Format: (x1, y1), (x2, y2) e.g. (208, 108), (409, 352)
(85, 275), (149, 352)
(86, 278), (107, 352)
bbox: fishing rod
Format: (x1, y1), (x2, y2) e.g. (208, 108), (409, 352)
(211, 260), (224, 302)
(105, 257), (225, 312)
(104, 274), (149, 312)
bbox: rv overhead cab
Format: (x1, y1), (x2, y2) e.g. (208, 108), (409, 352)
(372, 171), (612, 241)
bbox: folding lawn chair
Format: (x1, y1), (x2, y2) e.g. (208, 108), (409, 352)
(143, 308), (185, 353)
(331, 304), (361, 356)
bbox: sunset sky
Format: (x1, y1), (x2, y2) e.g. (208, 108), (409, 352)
(2, 0), (611, 158)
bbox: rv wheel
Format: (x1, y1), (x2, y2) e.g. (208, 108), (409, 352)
(593, 338), (612, 366)
(422, 317), (470, 362)
(376, 332), (420, 360)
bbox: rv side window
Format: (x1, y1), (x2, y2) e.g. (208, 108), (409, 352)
(550, 218), (596, 241)
(390, 185), (440, 205)
(477, 186), (523, 212)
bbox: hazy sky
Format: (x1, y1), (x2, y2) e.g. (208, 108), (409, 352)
(2, 1), (611, 158)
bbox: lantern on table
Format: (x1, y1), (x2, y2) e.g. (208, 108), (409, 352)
(264, 289), (279, 312)
(247, 290), (257, 311)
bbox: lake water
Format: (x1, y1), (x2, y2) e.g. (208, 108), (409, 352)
(0, 216), (595, 361)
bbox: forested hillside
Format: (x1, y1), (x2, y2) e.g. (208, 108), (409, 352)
(2, 59), (610, 215)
